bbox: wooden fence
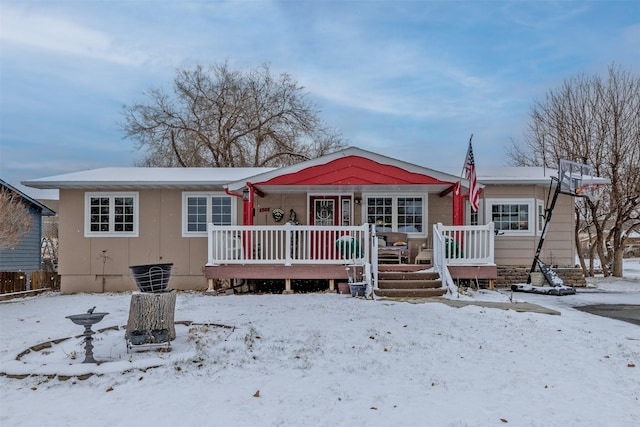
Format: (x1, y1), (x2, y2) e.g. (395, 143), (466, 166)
(0, 271), (60, 294)
(30, 270), (61, 290)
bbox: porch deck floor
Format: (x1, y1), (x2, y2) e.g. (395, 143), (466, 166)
(204, 264), (353, 280)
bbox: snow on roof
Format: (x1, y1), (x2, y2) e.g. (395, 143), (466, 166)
(1, 178), (56, 215)
(475, 167), (559, 184)
(477, 166), (609, 186)
(22, 163), (608, 191)
(22, 167), (276, 190)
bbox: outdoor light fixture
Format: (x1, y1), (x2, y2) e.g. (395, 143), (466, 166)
(242, 188), (250, 202)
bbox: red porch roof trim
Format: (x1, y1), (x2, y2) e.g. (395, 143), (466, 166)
(255, 156), (451, 186)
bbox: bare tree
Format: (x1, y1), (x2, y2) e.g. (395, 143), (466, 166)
(122, 62), (345, 167)
(0, 187), (33, 250)
(508, 64), (640, 277)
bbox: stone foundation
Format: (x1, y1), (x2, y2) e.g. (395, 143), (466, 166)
(495, 267), (586, 287)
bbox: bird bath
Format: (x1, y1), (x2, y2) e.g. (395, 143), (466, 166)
(66, 307), (109, 363)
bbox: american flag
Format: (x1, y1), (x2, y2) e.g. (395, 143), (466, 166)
(463, 135), (479, 212)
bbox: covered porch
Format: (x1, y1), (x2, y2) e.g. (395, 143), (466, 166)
(204, 222), (496, 294)
(204, 147), (491, 294)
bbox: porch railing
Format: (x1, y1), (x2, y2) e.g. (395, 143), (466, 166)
(206, 223), (370, 266)
(433, 222), (495, 265)
(433, 222), (495, 294)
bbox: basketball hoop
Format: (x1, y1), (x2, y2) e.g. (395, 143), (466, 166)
(575, 183), (606, 203)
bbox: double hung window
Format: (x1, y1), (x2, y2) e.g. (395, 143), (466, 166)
(85, 192), (138, 237)
(183, 193), (234, 236)
(365, 195), (424, 234)
(487, 199), (535, 235)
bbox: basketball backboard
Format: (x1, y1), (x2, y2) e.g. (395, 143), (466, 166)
(558, 159), (595, 196)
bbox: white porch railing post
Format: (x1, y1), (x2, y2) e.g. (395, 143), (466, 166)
(284, 223), (292, 266)
(206, 223), (215, 266)
(363, 223), (370, 265)
(371, 224), (378, 289)
(488, 222), (495, 262)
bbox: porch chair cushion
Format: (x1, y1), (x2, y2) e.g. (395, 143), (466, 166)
(377, 232), (408, 263)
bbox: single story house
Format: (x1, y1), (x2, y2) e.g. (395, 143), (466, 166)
(23, 147), (580, 294)
(0, 179), (56, 282)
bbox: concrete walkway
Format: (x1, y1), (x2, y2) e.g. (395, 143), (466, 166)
(435, 298), (561, 315)
(379, 296), (561, 315)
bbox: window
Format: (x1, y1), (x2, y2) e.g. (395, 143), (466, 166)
(365, 195), (424, 234)
(466, 200), (483, 226)
(183, 192), (235, 236)
(341, 199), (351, 226)
(85, 192), (138, 237)
(487, 199), (534, 235)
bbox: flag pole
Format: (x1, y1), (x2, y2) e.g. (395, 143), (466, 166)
(461, 133), (473, 176)
(463, 133), (479, 213)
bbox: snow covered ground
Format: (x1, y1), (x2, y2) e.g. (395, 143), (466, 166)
(1, 261), (639, 427)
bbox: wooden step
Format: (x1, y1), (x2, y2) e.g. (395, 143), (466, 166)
(377, 264), (431, 273)
(378, 279), (442, 290)
(375, 265), (444, 299)
(375, 288), (447, 298)
(378, 271), (440, 281)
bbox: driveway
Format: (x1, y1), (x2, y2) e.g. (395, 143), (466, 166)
(513, 286), (640, 326)
(575, 304), (640, 326)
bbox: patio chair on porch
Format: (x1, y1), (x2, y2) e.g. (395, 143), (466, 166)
(377, 232), (409, 264)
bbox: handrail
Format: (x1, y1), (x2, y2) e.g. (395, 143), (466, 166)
(433, 224), (457, 295)
(433, 222), (496, 296)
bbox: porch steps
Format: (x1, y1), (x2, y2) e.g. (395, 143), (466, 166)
(375, 268), (446, 298)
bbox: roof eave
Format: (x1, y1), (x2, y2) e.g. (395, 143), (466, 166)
(1, 179), (56, 215)
(22, 180), (231, 190)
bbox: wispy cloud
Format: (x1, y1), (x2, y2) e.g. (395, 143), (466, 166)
(0, 5), (147, 66)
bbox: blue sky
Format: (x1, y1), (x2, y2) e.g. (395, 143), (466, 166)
(1, 0), (639, 197)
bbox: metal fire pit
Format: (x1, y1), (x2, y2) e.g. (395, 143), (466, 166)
(66, 307), (109, 364)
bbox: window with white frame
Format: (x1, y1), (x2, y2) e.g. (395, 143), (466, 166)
(365, 195), (425, 234)
(466, 200), (483, 226)
(85, 192), (138, 237)
(487, 199), (534, 235)
(183, 192), (235, 236)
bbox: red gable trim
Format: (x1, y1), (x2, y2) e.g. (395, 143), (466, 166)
(256, 156), (450, 186)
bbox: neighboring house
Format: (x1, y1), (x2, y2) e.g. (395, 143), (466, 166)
(23, 147), (581, 294)
(0, 179), (56, 280)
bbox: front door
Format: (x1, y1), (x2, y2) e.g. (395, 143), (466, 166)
(309, 196), (352, 259)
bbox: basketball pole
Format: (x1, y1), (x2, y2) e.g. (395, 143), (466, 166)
(527, 176), (562, 284)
